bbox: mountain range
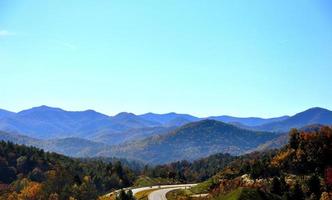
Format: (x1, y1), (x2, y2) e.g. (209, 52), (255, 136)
(0, 109), (15, 119)
(207, 115), (290, 127)
(0, 120), (279, 164)
(0, 130), (109, 157)
(252, 107), (332, 132)
(0, 106), (332, 164)
(0, 106), (173, 145)
(2, 106), (330, 140)
(101, 120), (279, 164)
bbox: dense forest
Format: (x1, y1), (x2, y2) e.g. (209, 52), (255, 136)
(0, 140), (236, 200)
(0, 141), (136, 200)
(180, 126), (332, 200)
(105, 120), (279, 164)
(143, 153), (235, 183)
(1, 126), (331, 200)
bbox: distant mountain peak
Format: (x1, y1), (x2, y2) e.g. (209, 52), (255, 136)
(0, 109), (15, 119)
(191, 119), (218, 124)
(143, 112), (155, 115)
(255, 107), (332, 132)
(167, 112), (178, 115)
(207, 115), (290, 127)
(141, 112), (179, 116)
(81, 109), (103, 114)
(304, 107), (331, 112)
(0, 108), (14, 113)
(84, 109), (96, 112)
(25, 105), (62, 111)
(18, 105), (64, 114)
(292, 107), (332, 118)
(183, 119), (234, 128)
(36, 105), (60, 109)
(114, 112), (137, 118)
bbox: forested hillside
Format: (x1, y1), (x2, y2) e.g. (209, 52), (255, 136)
(172, 126), (332, 200)
(105, 120), (278, 163)
(143, 153), (235, 183)
(0, 141), (136, 200)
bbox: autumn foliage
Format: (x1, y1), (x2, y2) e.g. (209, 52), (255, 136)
(0, 141), (136, 200)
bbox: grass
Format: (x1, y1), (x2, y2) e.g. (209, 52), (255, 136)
(135, 188), (160, 200)
(98, 193), (116, 200)
(166, 189), (189, 200)
(134, 176), (178, 187)
(214, 188), (281, 200)
(167, 188), (209, 200)
(215, 188), (243, 200)
(165, 179), (215, 200)
(190, 178), (216, 194)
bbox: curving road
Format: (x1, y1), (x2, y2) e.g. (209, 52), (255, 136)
(105, 184), (196, 200)
(148, 184), (196, 200)
(132, 184), (196, 196)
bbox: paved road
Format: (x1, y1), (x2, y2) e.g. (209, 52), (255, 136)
(132, 184), (196, 196)
(106, 184), (196, 197)
(148, 184), (196, 200)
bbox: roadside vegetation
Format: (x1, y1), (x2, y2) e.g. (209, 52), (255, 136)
(135, 188), (160, 200)
(164, 126), (332, 200)
(166, 189), (191, 200)
(213, 188), (280, 200)
(134, 176), (178, 187)
(142, 153), (235, 183)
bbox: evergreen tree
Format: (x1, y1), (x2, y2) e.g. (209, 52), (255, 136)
(289, 129), (300, 149)
(307, 174), (321, 197)
(270, 177), (282, 196)
(116, 190), (135, 200)
(290, 182), (305, 200)
(280, 175), (289, 194)
(282, 192), (291, 200)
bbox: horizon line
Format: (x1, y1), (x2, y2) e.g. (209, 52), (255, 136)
(1, 104), (330, 119)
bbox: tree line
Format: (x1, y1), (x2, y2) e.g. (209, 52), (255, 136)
(0, 141), (136, 200)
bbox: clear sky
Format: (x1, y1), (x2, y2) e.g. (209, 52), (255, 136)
(0, 0), (331, 117)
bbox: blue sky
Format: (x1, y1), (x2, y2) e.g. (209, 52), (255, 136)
(0, 0), (331, 117)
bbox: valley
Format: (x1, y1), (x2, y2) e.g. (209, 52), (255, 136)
(1, 106), (331, 163)
(2, 1), (331, 199)
(0, 106), (331, 200)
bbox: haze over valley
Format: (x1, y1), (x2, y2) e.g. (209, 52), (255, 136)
(1, 105), (331, 164)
